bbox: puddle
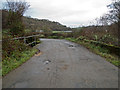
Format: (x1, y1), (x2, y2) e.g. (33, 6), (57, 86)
(69, 45), (74, 47)
(68, 44), (76, 48)
(64, 41), (76, 48)
(64, 41), (72, 45)
(43, 59), (51, 64)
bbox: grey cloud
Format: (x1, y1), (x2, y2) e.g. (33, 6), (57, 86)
(1, 0), (113, 27)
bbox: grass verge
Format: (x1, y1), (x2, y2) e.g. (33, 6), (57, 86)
(2, 48), (38, 76)
(65, 38), (120, 67)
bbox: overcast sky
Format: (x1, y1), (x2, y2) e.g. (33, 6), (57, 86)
(1, 0), (112, 27)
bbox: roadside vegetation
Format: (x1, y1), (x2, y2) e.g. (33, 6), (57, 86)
(2, 47), (37, 76)
(2, 0), (41, 76)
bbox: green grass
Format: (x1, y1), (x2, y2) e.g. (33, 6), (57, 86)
(2, 48), (38, 76)
(65, 37), (120, 67)
(47, 36), (64, 39)
(52, 31), (64, 33)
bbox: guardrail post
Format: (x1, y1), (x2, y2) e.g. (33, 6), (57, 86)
(35, 36), (37, 45)
(24, 37), (26, 44)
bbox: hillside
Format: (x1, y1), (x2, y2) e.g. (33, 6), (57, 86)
(2, 10), (71, 32)
(23, 17), (71, 31)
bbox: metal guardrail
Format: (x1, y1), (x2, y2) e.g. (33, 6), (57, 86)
(1, 34), (40, 46)
(11, 34), (40, 40)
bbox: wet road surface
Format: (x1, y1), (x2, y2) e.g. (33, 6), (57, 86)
(3, 39), (118, 88)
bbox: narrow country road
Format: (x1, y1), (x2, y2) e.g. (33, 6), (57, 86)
(3, 39), (118, 88)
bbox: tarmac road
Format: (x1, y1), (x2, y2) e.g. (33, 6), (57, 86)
(2, 39), (118, 88)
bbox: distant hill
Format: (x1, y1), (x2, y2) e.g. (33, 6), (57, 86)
(1, 10), (71, 32)
(23, 17), (71, 31)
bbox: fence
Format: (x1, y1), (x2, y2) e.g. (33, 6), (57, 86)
(1, 34), (40, 46)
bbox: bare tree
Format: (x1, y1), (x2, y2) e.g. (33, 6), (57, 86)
(107, 0), (120, 45)
(5, 0), (30, 35)
(108, 0), (120, 24)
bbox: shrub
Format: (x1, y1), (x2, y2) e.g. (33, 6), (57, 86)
(2, 37), (28, 60)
